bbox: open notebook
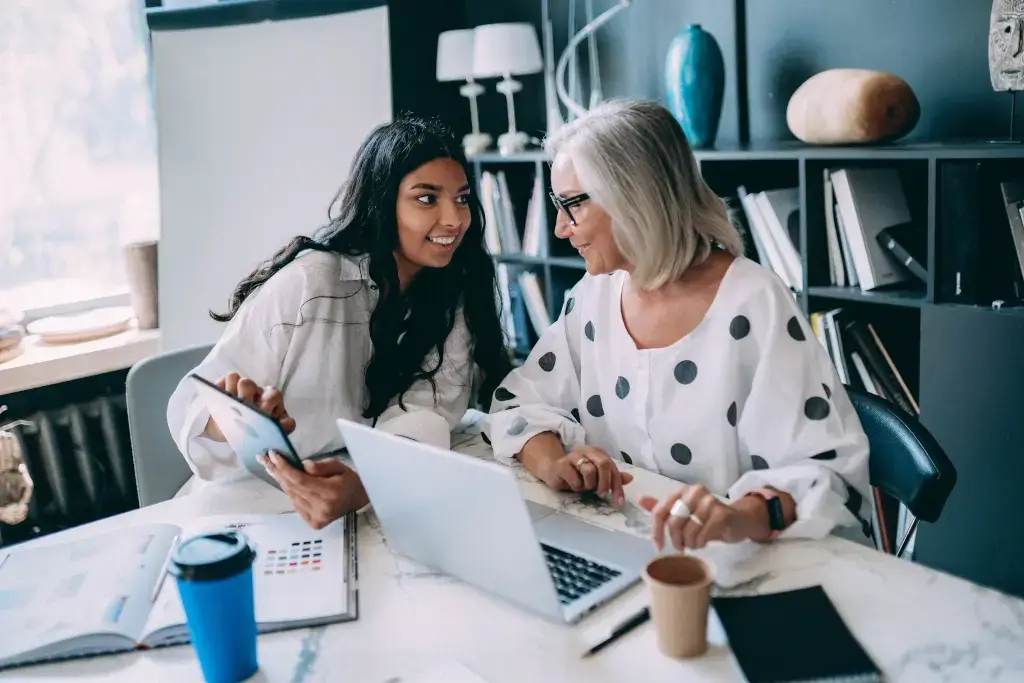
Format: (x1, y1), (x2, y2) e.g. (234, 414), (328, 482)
(0, 511), (357, 670)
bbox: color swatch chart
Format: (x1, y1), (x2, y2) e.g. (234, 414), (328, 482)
(261, 538), (324, 575)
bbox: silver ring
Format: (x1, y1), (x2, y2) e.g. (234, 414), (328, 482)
(669, 499), (691, 518)
(670, 499), (703, 526)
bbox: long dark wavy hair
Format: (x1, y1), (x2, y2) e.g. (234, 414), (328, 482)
(211, 115), (511, 419)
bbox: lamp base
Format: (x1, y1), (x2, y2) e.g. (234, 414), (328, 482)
(462, 132), (493, 156)
(497, 130), (531, 156)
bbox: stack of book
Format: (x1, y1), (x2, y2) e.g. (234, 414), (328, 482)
(480, 170), (553, 358)
(809, 307), (917, 555)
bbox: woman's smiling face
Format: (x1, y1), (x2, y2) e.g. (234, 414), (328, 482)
(393, 157), (472, 288)
(550, 151), (626, 276)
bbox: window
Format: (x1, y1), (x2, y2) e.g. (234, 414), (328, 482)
(0, 0), (159, 317)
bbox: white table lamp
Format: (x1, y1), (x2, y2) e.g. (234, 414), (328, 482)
(437, 29), (491, 156)
(472, 23), (543, 155)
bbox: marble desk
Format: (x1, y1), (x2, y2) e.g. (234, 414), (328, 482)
(2, 415), (1023, 683)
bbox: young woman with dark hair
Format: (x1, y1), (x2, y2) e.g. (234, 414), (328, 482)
(167, 115), (511, 528)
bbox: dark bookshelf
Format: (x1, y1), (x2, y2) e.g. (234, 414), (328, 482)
(472, 140), (1024, 597)
(806, 286), (927, 308)
(473, 140), (1024, 319)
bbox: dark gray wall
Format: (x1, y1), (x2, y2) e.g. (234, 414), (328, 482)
(745, 0), (1019, 142)
(466, 0), (739, 142)
(465, 0), (1023, 144)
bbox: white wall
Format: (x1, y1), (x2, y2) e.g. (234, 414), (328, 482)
(151, 6), (393, 352)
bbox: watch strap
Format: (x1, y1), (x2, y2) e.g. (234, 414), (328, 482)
(747, 487), (787, 539)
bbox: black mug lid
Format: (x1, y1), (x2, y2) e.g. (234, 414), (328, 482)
(169, 530), (256, 582)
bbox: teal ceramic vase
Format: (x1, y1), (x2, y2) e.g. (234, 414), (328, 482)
(665, 24), (725, 148)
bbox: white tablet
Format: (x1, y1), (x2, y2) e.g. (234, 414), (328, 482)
(189, 373), (303, 488)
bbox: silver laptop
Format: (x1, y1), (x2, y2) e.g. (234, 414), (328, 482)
(336, 418), (655, 624)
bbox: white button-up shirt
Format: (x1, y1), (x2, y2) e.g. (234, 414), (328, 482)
(166, 250), (473, 483)
(485, 258), (872, 541)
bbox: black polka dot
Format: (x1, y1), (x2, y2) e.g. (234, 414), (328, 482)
(584, 321), (595, 341)
(670, 443), (692, 465)
(844, 484), (863, 518)
(481, 432), (491, 445)
(571, 408), (581, 423)
(750, 455), (769, 470)
(494, 387), (516, 402)
(564, 297), (575, 315)
(822, 383), (832, 399)
(729, 315), (751, 340)
(787, 316), (805, 341)
(538, 352), (556, 372)
(727, 401), (738, 427)
(507, 416), (528, 436)
(673, 360), (698, 385)
(811, 450), (837, 461)
(804, 396), (831, 420)
(615, 377), (630, 399)
(620, 452), (633, 465)
(586, 395), (604, 417)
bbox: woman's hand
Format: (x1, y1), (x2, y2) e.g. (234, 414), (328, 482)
(259, 452), (369, 529)
(639, 484), (769, 551)
(539, 445), (633, 506)
(203, 372), (297, 441)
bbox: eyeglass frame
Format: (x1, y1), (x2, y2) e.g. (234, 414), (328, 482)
(548, 191), (590, 226)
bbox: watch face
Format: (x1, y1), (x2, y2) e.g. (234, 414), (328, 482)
(766, 496), (786, 531)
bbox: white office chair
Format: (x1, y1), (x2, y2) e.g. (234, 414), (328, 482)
(125, 343), (213, 507)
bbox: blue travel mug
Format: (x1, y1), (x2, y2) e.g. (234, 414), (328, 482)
(169, 530), (259, 683)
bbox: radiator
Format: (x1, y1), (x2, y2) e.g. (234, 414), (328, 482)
(2, 392), (139, 544)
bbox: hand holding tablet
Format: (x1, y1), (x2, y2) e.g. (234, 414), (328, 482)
(189, 373), (304, 488)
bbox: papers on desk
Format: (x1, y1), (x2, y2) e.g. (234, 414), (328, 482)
(0, 511), (357, 671)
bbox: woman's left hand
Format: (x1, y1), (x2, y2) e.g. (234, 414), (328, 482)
(260, 452), (369, 529)
(639, 484), (764, 551)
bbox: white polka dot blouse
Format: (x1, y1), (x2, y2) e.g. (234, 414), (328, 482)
(484, 257), (873, 541)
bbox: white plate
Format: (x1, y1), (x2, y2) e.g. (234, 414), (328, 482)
(26, 306), (135, 345)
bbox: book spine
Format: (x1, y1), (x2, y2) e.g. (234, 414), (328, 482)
(842, 320), (916, 416)
(937, 162), (983, 304)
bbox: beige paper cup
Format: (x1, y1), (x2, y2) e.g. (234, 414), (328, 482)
(643, 554), (714, 658)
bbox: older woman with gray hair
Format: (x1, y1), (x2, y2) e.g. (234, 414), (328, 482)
(484, 99), (871, 553)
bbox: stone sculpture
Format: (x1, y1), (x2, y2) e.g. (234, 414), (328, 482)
(990, 0), (1024, 92)
(786, 69), (920, 145)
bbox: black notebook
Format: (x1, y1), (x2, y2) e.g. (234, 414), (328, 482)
(713, 586), (883, 683)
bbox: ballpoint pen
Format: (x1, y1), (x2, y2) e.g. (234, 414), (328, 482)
(581, 605), (651, 658)
(150, 534), (179, 602)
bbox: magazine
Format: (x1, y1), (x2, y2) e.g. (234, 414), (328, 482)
(0, 511), (357, 670)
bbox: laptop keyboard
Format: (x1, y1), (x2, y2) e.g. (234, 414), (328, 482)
(541, 544), (621, 605)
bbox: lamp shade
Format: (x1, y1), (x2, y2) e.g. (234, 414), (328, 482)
(436, 29), (476, 82)
(472, 23), (543, 78)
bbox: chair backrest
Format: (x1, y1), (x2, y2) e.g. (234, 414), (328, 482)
(125, 343), (214, 507)
(848, 388), (956, 524)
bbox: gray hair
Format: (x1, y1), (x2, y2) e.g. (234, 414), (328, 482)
(545, 99), (743, 289)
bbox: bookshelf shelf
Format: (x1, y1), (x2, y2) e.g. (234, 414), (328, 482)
(470, 141), (1024, 165)
(492, 253), (546, 267)
(491, 252), (586, 270)
(807, 286), (928, 308)
(468, 150), (549, 164)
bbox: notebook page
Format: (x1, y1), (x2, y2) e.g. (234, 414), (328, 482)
(141, 512), (348, 643)
(0, 524), (179, 665)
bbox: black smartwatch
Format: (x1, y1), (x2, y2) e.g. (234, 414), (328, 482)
(748, 488), (787, 539)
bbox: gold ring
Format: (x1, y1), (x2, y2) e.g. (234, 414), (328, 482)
(575, 457), (592, 472)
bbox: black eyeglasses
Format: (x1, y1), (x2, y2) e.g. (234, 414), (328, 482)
(549, 191), (590, 226)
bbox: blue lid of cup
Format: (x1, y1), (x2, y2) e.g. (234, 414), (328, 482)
(169, 530), (256, 582)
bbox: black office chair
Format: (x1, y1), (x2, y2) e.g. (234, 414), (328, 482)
(847, 388), (957, 559)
